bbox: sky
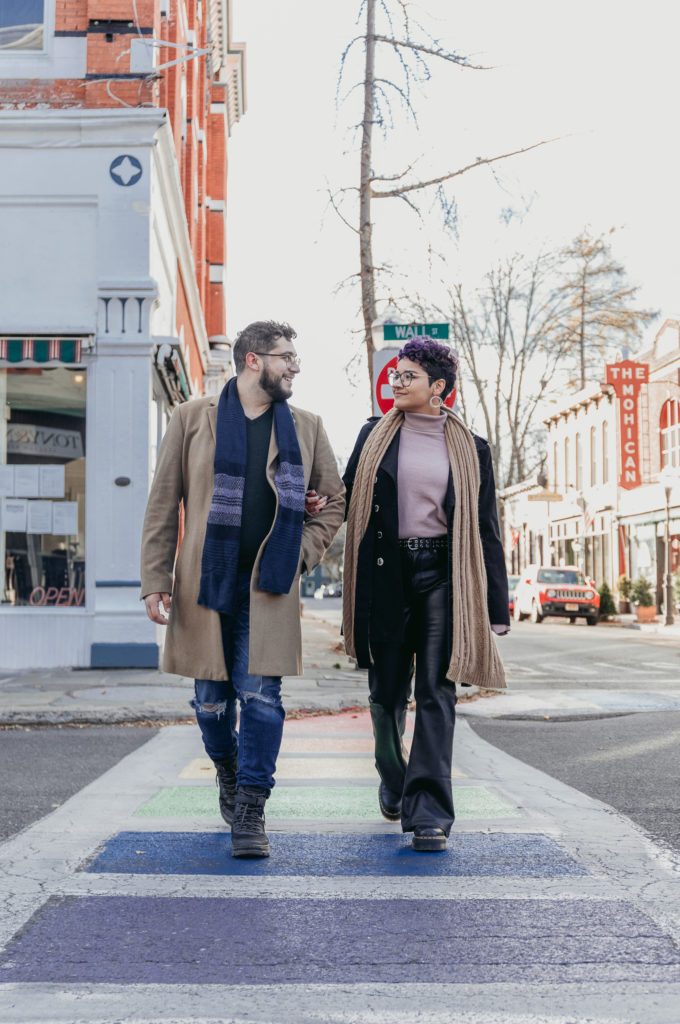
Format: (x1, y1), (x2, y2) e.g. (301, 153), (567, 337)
(227, 0), (680, 462)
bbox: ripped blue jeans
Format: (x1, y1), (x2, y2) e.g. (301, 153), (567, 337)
(191, 572), (285, 792)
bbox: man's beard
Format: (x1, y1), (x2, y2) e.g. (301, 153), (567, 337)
(260, 364), (292, 403)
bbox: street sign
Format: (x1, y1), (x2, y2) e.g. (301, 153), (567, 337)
(372, 349), (399, 416)
(383, 323), (450, 342)
(527, 491), (563, 502)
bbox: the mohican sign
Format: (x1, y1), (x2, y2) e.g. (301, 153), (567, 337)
(605, 360), (649, 490)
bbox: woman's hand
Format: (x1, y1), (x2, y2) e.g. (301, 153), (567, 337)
(305, 489), (328, 515)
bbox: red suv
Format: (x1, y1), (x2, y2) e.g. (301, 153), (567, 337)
(513, 565), (600, 626)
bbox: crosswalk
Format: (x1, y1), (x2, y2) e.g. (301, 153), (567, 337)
(1, 711), (679, 1022)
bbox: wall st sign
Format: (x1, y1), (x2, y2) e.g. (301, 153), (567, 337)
(605, 360), (649, 490)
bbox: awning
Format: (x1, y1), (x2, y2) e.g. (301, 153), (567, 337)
(0, 337), (85, 365)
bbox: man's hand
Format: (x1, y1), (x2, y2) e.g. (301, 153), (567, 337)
(145, 592), (172, 624)
(305, 489), (328, 516)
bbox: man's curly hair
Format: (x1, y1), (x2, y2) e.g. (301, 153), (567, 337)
(398, 337), (458, 398)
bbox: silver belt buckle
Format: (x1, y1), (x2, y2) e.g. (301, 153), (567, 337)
(407, 537), (419, 551)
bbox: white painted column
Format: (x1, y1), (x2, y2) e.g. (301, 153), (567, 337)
(89, 289), (161, 666)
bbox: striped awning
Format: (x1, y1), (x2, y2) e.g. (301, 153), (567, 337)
(0, 337), (84, 364)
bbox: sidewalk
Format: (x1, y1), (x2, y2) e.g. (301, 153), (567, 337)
(0, 708), (678, 1021)
(0, 609), (368, 727)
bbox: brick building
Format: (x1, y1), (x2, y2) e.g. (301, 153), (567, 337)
(501, 320), (680, 612)
(0, 1), (245, 668)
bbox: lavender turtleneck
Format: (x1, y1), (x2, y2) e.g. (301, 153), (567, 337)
(397, 411), (449, 538)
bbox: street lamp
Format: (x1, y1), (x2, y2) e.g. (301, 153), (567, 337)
(572, 537), (582, 571)
(659, 469), (677, 626)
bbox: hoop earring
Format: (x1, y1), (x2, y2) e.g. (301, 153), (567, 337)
(429, 394), (443, 408)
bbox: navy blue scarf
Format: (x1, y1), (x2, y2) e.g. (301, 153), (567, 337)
(198, 377), (305, 616)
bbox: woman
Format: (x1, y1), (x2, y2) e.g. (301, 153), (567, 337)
(342, 338), (509, 852)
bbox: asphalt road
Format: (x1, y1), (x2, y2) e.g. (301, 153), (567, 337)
(467, 618), (680, 854)
(468, 710), (680, 854)
(0, 725), (158, 842)
(499, 618), (680, 690)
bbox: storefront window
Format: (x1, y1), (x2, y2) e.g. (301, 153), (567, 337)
(1, 367), (86, 608)
(0, 0), (44, 50)
(660, 398), (680, 469)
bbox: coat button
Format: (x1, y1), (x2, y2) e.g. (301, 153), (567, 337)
(377, 531), (383, 539)
(374, 504), (379, 512)
(377, 557), (384, 566)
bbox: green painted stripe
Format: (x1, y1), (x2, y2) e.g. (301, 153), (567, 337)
(136, 785), (519, 821)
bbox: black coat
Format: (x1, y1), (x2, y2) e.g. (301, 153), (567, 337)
(343, 417), (510, 669)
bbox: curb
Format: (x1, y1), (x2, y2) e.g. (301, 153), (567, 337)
(0, 697), (373, 729)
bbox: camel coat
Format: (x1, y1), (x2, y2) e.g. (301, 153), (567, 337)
(140, 395), (345, 680)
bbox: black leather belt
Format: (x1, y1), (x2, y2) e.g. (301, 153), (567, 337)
(398, 536), (448, 551)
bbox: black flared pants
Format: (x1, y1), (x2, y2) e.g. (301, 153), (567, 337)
(368, 545), (457, 835)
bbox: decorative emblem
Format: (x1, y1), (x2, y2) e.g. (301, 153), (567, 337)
(109, 155), (143, 187)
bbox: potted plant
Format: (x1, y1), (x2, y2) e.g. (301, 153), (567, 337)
(617, 574), (632, 614)
(598, 581), (617, 620)
(630, 576), (656, 622)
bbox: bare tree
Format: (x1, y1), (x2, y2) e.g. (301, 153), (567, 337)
(421, 253), (570, 488)
(556, 228), (657, 390)
(334, 0), (559, 398)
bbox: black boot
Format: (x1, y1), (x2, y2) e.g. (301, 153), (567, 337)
(231, 785), (270, 858)
(378, 781), (403, 821)
(370, 700), (408, 821)
(412, 827), (447, 852)
(213, 754), (238, 825)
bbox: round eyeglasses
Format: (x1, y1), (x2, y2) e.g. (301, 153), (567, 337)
(387, 369), (426, 388)
(251, 351), (302, 368)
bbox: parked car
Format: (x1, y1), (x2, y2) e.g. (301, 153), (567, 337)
(507, 574), (520, 616)
(313, 583), (343, 599)
(513, 565), (600, 625)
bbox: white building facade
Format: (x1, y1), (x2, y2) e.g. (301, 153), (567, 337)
(502, 320), (680, 609)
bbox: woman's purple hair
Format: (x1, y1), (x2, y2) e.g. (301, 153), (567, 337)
(398, 337), (458, 397)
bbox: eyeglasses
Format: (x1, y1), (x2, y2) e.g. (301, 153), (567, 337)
(387, 369), (426, 388)
(250, 351), (302, 368)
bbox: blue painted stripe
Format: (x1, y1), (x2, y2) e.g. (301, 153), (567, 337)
(90, 644), (158, 668)
(86, 831), (587, 877)
(95, 581), (142, 588)
(2, 896), (677, 984)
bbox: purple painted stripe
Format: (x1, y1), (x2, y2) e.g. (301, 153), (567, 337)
(1, 897), (678, 985)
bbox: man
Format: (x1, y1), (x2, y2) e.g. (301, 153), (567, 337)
(141, 321), (345, 858)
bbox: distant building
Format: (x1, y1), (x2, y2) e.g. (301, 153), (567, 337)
(501, 319), (680, 610)
(0, 1), (245, 668)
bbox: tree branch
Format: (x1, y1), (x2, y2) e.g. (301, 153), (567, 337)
(372, 34), (494, 70)
(372, 137), (563, 198)
(326, 189), (359, 235)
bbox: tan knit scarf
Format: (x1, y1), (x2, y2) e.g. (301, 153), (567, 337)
(342, 407), (507, 690)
